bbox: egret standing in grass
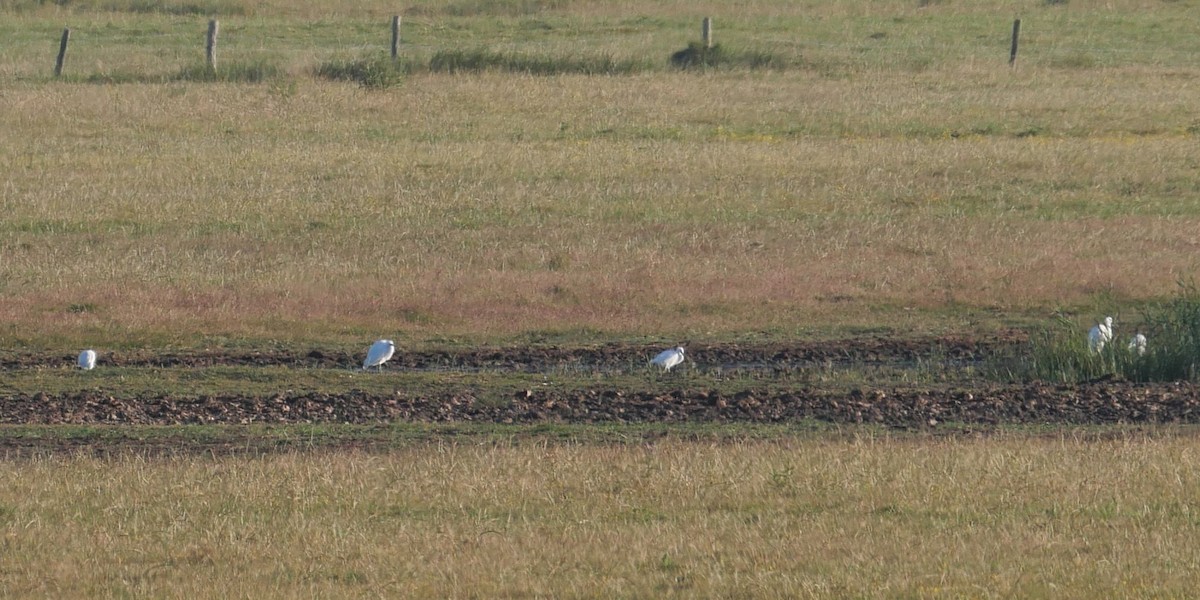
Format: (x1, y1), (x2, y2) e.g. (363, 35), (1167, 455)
(78, 349), (96, 370)
(1128, 332), (1148, 356)
(1088, 316), (1114, 353)
(363, 339), (395, 371)
(651, 346), (686, 372)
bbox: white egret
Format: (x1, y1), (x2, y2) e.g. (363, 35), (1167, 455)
(78, 349), (96, 370)
(651, 346), (686, 372)
(362, 339), (396, 371)
(1087, 316), (1114, 353)
(1128, 332), (1147, 356)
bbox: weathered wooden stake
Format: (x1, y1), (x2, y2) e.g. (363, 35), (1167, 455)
(391, 15), (401, 59)
(54, 28), (70, 77)
(1009, 18), (1021, 67)
(702, 17), (713, 48)
(206, 19), (219, 71)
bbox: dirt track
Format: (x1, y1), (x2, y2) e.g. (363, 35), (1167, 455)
(3, 334), (1199, 431)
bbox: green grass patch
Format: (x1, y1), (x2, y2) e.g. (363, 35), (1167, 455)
(0, 352), (986, 400)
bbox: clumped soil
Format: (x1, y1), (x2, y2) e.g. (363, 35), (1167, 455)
(4, 380), (1197, 428)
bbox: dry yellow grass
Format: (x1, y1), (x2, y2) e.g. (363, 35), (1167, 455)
(2, 433), (1199, 597)
(3, 68), (1198, 345)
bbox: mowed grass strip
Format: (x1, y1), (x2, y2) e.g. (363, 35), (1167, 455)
(1, 433), (1199, 597)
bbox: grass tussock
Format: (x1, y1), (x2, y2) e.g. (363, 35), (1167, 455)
(173, 59), (285, 83)
(1, 435), (1199, 597)
(670, 42), (789, 70)
(429, 48), (644, 75)
(313, 54), (408, 88)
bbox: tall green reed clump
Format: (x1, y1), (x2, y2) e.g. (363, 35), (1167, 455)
(1009, 282), (1200, 383)
(1126, 282), (1200, 382)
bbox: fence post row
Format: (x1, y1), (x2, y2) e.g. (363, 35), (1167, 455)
(54, 28), (70, 77)
(51, 16), (1030, 76)
(206, 19), (219, 71)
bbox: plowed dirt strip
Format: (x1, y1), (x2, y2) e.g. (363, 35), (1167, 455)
(3, 382), (1197, 427)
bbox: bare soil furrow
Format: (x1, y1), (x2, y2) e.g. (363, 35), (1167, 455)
(2, 381), (1196, 428)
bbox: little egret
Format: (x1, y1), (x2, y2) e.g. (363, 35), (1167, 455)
(651, 346), (686, 372)
(1088, 316), (1113, 354)
(78, 349), (96, 370)
(363, 339), (396, 371)
(1128, 333), (1147, 356)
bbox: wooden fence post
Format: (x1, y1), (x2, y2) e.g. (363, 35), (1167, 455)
(1009, 18), (1021, 67)
(391, 15), (401, 59)
(54, 28), (71, 77)
(206, 19), (219, 71)
(702, 17), (713, 48)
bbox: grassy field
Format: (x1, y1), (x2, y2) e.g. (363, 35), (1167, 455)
(1, 428), (1198, 598)
(3, 2), (1200, 596)
(2, 0), (1199, 349)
